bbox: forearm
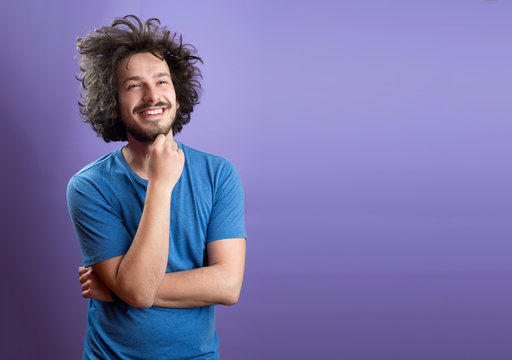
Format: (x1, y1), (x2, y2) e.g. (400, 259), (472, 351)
(83, 238), (246, 308)
(153, 264), (242, 308)
(111, 182), (172, 307)
(83, 136), (184, 308)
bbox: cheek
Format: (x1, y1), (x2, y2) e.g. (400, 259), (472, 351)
(118, 96), (136, 114)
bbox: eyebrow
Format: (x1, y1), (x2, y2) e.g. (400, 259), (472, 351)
(122, 73), (171, 85)
(155, 72), (171, 79)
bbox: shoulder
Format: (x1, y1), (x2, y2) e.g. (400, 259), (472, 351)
(179, 143), (243, 197)
(181, 143), (231, 165)
(180, 142), (238, 175)
(67, 149), (122, 197)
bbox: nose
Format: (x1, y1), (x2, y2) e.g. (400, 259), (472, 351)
(142, 84), (159, 103)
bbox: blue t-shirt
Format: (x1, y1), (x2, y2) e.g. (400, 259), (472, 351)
(67, 142), (247, 360)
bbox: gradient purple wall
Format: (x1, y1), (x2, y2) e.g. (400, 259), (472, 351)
(1, 1), (511, 359)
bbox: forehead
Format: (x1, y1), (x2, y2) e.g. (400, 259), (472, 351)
(117, 52), (171, 80)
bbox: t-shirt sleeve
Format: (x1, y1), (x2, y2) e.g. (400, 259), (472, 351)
(206, 161), (247, 242)
(67, 175), (133, 267)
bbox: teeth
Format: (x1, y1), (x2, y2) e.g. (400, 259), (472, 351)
(143, 109), (163, 115)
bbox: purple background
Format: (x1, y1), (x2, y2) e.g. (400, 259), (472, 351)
(1, 0), (511, 359)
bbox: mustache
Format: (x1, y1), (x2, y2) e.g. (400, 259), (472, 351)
(133, 101), (172, 113)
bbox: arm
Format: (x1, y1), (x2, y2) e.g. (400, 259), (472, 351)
(78, 152), (246, 309)
(153, 237), (246, 308)
(91, 135), (184, 308)
(79, 237), (246, 308)
(79, 265), (113, 302)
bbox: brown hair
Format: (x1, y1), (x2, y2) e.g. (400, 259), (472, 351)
(76, 15), (202, 141)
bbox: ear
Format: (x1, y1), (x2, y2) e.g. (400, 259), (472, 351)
(176, 102), (180, 110)
(113, 109), (119, 119)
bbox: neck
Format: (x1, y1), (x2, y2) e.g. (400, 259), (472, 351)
(122, 133), (177, 180)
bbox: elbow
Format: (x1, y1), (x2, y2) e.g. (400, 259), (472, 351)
(116, 283), (156, 309)
(222, 292), (240, 306)
(220, 279), (242, 306)
(115, 290), (154, 309)
(116, 272), (159, 309)
(126, 295), (154, 309)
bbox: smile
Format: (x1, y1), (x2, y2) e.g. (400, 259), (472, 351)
(138, 107), (166, 117)
(143, 109), (163, 115)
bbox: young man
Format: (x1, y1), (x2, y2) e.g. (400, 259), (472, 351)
(67, 15), (247, 359)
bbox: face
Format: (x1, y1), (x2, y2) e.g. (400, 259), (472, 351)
(116, 52), (179, 143)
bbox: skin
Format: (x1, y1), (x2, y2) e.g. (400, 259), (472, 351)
(79, 52), (246, 308)
(117, 51), (178, 146)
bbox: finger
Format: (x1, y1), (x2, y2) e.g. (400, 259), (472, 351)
(81, 280), (90, 291)
(82, 289), (91, 299)
(78, 266), (90, 276)
(79, 272), (91, 284)
(153, 134), (166, 148)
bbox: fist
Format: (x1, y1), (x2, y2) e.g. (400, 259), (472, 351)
(147, 134), (185, 188)
(78, 266), (113, 302)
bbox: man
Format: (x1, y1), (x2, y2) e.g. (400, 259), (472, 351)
(67, 15), (247, 359)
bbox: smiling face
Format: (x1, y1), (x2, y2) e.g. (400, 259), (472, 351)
(116, 52), (179, 143)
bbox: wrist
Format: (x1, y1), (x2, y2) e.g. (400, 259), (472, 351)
(147, 180), (174, 197)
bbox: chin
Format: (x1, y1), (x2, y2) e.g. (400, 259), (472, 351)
(128, 126), (172, 143)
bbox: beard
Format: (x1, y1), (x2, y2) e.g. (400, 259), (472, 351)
(123, 102), (175, 143)
(124, 118), (173, 143)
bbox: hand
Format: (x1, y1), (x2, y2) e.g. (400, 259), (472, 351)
(78, 266), (113, 302)
(147, 134), (185, 188)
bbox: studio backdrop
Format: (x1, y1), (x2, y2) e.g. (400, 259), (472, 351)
(0, 0), (510, 359)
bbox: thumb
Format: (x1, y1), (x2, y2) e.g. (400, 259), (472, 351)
(153, 134), (166, 148)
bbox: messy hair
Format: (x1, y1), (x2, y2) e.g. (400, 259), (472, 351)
(76, 15), (203, 141)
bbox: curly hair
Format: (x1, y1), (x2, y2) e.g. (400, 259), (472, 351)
(76, 15), (203, 141)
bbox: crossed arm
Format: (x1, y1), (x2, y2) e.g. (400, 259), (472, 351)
(79, 237), (246, 308)
(76, 135), (246, 309)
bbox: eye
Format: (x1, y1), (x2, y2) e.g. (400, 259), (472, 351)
(157, 80), (168, 85)
(128, 83), (141, 89)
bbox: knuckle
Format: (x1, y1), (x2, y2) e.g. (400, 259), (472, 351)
(81, 281), (89, 291)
